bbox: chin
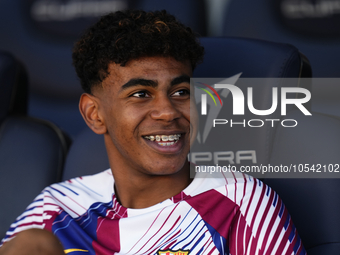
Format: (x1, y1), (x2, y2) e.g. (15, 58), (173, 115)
(144, 159), (188, 176)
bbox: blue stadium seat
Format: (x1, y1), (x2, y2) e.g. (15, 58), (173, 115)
(0, 51), (27, 123)
(222, 0), (340, 78)
(0, 51), (71, 239)
(0, 0), (131, 138)
(221, 0), (340, 118)
(264, 110), (340, 255)
(134, 0), (207, 36)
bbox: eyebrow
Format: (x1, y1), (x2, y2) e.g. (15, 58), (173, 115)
(121, 74), (191, 90)
(171, 75), (190, 86)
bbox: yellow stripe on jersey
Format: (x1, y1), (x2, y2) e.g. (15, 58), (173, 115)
(64, 249), (88, 253)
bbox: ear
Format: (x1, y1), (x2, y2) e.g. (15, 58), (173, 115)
(79, 93), (107, 135)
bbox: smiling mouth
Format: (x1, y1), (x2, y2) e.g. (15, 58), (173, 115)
(143, 134), (181, 146)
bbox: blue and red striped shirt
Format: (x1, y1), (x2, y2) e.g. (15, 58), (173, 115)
(1, 169), (306, 255)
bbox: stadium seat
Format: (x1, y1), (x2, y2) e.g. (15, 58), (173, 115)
(0, 51), (71, 239)
(221, 0), (340, 118)
(0, 0), (131, 138)
(0, 51), (27, 123)
(264, 110), (340, 255)
(222, 0), (340, 78)
(134, 0), (207, 36)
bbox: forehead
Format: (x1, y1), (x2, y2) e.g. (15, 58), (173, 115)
(103, 56), (192, 89)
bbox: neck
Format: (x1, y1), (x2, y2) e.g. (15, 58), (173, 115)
(112, 161), (191, 209)
(104, 131), (193, 209)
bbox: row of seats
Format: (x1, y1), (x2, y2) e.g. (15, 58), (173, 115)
(222, 0), (340, 118)
(1, 37), (340, 254)
(1, 0), (339, 139)
(0, 50), (71, 237)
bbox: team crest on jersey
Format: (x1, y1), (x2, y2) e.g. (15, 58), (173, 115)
(157, 249), (190, 255)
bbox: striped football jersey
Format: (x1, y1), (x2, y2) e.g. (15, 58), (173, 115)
(1, 169), (306, 255)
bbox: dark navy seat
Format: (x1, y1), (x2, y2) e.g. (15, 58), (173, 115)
(0, 51), (27, 123)
(222, 0), (340, 118)
(0, 0), (133, 138)
(264, 110), (340, 255)
(0, 51), (71, 239)
(134, 0), (207, 36)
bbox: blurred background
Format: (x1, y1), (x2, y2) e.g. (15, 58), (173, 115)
(0, 0), (339, 139)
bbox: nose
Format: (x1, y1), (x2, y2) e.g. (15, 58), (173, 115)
(150, 96), (181, 122)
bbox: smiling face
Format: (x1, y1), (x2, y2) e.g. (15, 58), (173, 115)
(80, 56), (197, 180)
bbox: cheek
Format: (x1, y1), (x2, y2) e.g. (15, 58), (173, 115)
(189, 101), (198, 144)
(189, 100), (198, 121)
(108, 106), (147, 137)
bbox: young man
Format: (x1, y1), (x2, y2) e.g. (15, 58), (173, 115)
(0, 10), (306, 255)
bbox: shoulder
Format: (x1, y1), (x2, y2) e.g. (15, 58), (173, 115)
(57, 168), (114, 198)
(187, 169), (279, 218)
(188, 167), (270, 207)
(1, 169), (114, 245)
(44, 169), (114, 216)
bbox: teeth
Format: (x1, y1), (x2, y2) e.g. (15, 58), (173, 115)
(161, 135), (168, 141)
(144, 134), (181, 142)
(159, 142), (175, 146)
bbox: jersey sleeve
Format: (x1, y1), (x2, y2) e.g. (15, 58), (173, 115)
(0, 170), (113, 247)
(227, 176), (307, 255)
(0, 188), (61, 246)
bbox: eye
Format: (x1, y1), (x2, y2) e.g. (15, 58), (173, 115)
(172, 89), (190, 97)
(131, 91), (150, 98)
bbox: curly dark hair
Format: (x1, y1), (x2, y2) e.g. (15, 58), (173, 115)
(72, 10), (205, 93)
